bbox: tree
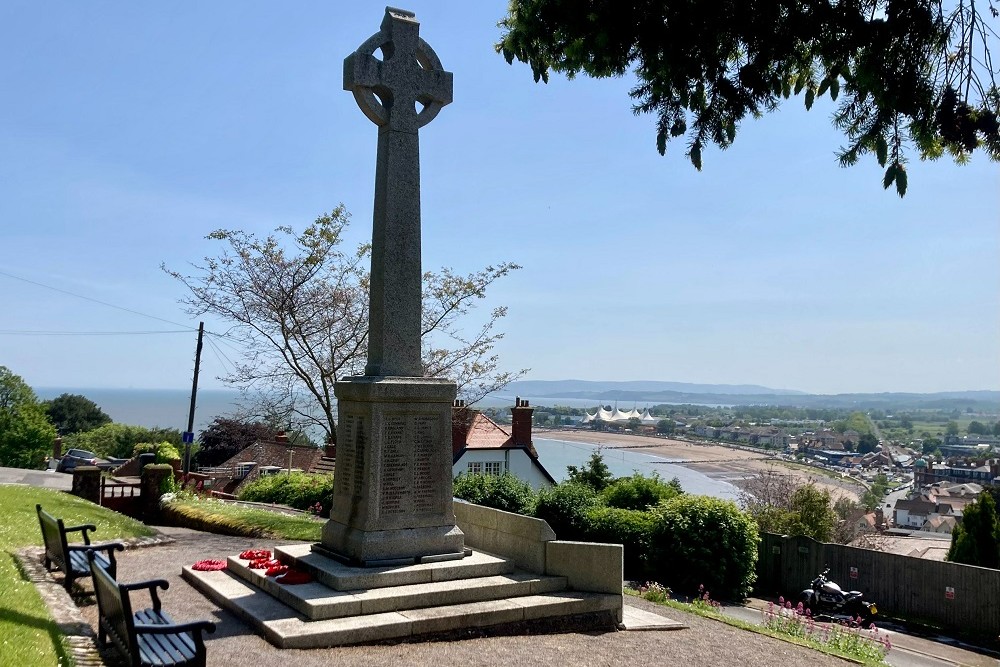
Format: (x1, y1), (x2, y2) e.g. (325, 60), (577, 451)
(739, 465), (799, 533)
(195, 418), (278, 468)
(947, 492), (1000, 569)
(786, 485), (838, 542)
(498, 0), (999, 196)
(566, 450), (615, 492)
(967, 420), (988, 435)
(946, 420), (961, 436)
(861, 473), (891, 512)
(656, 419), (675, 435)
(165, 207), (526, 442)
(857, 432), (879, 454)
(43, 393), (112, 436)
(0, 366), (56, 469)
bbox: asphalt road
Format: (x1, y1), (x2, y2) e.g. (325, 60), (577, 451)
(0, 465), (73, 490)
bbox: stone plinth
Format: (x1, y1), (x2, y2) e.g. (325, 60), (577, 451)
(320, 376), (464, 565)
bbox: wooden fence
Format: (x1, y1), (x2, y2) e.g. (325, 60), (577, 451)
(756, 533), (1000, 638)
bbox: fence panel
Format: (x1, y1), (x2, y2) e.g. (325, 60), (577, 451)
(756, 533), (1000, 637)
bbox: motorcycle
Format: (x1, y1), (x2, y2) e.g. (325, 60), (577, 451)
(799, 568), (877, 621)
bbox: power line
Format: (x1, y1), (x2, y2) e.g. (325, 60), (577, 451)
(0, 329), (191, 336)
(0, 268), (193, 329)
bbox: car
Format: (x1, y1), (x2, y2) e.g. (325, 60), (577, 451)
(56, 448), (107, 473)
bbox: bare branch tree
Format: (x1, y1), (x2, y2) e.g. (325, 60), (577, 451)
(164, 205), (526, 442)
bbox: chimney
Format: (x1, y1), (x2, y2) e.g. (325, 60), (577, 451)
(510, 397), (533, 448)
(452, 399), (472, 460)
(275, 431), (289, 444)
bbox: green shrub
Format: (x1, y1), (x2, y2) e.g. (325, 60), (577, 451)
(237, 472), (335, 516)
(601, 473), (683, 510)
(532, 482), (601, 540)
(453, 472), (537, 515)
(647, 495), (759, 601)
(156, 443), (182, 463)
(585, 505), (656, 579)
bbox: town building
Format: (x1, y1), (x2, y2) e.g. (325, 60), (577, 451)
(452, 398), (556, 490)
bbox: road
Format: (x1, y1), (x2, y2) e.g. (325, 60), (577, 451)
(0, 466), (73, 490)
(723, 601), (1000, 667)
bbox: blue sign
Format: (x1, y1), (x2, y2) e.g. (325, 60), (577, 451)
(182, 431), (194, 444)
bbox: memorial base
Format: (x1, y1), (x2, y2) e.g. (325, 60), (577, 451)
(314, 526), (469, 567)
(321, 375), (464, 564)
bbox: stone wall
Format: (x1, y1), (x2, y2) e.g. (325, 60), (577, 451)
(454, 499), (624, 618)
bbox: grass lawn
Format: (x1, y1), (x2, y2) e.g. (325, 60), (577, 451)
(164, 495), (324, 541)
(0, 484), (155, 667)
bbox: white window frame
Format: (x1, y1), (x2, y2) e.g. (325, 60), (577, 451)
(483, 461), (505, 476)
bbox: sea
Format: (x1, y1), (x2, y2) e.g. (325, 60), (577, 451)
(35, 387), (741, 500)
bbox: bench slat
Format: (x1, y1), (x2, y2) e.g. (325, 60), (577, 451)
(68, 550), (109, 575)
(137, 633), (196, 666)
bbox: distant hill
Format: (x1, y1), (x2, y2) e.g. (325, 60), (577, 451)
(496, 381), (1000, 411)
(503, 379), (806, 397)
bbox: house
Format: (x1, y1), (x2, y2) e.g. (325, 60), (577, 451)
(452, 398), (556, 490)
(922, 515), (959, 534)
(201, 432), (332, 495)
(893, 498), (938, 529)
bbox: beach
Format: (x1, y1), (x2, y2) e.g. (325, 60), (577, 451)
(535, 429), (863, 503)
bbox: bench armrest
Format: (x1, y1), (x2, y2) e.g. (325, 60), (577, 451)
(68, 541), (125, 554)
(122, 579), (169, 610)
(135, 620), (216, 636)
(62, 523), (98, 544)
(122, 579), (170, 593)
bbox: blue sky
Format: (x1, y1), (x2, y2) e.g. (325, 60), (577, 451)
(2, 1), (997, 395)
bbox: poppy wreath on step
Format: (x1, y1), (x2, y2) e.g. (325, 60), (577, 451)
(266, 564), (290, 577)
(239, 549), (271, 561)
(250, 558), (283, 570)
(275, 569), (313, 585)
(192, 559), (227, 571)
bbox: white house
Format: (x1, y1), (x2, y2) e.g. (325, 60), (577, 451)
(452, 398), (556, 490)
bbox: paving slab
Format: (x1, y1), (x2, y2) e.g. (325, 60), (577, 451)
(622, 605), (689, 631)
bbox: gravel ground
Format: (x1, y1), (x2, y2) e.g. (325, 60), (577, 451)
(71, 526), (857, 667)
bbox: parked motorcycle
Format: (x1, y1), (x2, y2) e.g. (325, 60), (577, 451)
(799, 568), (877, 621)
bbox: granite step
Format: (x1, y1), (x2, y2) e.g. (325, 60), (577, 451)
(182, 567), (621, 649)
(272, 543), (515, 590)
(227, 556), (567, 620)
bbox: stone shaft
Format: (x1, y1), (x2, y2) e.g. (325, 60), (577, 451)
(343, 7), (453, 378)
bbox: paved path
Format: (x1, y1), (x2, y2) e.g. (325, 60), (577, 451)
(0, 465), (72, 490)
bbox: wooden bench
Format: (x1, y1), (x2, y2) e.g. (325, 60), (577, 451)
(36, 504), (124, 592)
(89, 553), (216, 667)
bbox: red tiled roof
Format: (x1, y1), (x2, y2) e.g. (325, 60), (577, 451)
(463, 413), (513, 450)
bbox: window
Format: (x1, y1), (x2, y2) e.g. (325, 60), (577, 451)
(466, 462), (482, 475)
(483, 461), (505, 476)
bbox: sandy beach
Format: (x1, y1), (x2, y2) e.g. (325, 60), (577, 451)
(536, 429), (863, 503)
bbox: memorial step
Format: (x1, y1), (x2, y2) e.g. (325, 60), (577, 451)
(182, 567), (620, 649)
(272, 543), (515, 590)
(227, 556), (567, 620)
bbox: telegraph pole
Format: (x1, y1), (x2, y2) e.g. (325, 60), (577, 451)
(183, 321), (205, 476)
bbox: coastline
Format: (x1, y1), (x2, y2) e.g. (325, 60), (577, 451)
(534, 428), (863, 502)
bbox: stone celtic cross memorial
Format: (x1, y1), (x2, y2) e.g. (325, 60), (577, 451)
(319, 6), (465, 565)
